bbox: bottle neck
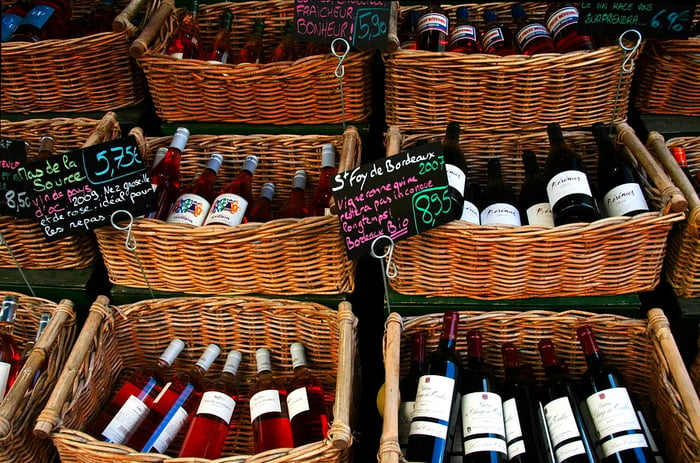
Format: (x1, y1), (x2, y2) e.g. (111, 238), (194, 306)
(409, 332), (427, 374)
(577, 325), (605, 366)
(672, 148), (689, 168)
(466, 329), (485, 363)
(538, 340), (563, 375)
(438, 311), (459, 352)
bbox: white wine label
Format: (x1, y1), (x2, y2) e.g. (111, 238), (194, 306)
(249, 389), (282, 422)
(546, 6), (579, 39)
(480, 203), (522, 226)
(170, 52), (184, 59)
(543, 397), (587, 461)
(463, 437), (508, 455)
(546, 170), (593, 206)
(0, 362), (10, 398)
(197, 390), (236, 424)
(461, 392), (506, 455)
(603, 183), (649, 217)
(412, 375), (455, 423)
(399, 401), (416, 446)
(409, 420), (448, 439)
(417, 13), (448, 35)
(557, 440), (588, 462)
(482, 28), (505, 53)
(101, 395), (150, 444)
(286, 386), (311, 420)
(460, 200), (480, 224)
(526, 202), (555, 227)
(515, 23), (551, 50)
(586, 387), (646, 457)
(445, 164), (467, 197)
(601, 433), (649, 459)
(503, 398), (526, 459)
(167, 193), (212, 226)
(449, 25), (478, 47)
(204, 194), (248, 226)
(152, 406), (189, 453)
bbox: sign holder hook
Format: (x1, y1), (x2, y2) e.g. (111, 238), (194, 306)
(0, 232), (36, 296)
(610, 29), (643, 133)
(110, 210), (155, 299)
(370, 235), (398, 314)
(332, 37), (350, 131)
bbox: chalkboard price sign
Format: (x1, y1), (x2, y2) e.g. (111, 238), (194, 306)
(578, 2), (697, 39)
(0, 138), (34, 219)
(15, 135), (156, 241)
(332, 142), (453, 259)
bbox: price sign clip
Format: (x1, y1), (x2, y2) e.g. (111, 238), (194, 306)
(110, 210), (155, 299)
(370, 235), (398, 315)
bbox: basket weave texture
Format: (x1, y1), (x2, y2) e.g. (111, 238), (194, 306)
(0, 292), (76, 463)
(136, 0), (373, 124)
(38, 296), (358, 463)
(386, 125), (684, 299)
(95, 128), (360, 295)
(379, 309), (700, 463)
(0, 114), (122, 269)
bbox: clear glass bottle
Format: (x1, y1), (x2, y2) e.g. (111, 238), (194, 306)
(147, 127), (189, 221)
(481, 9), (515, 56)
(309, 144), (337, 216)
(248, 182), (275, 223)
(0, 295), (21, 400)
(205, 155), (259, 226)
(448, 6), (480, 54)
(166, 0), (201, 59)
(416, 0), (448, 52)
(511, 3), (556, 55)
(269, 20), (296, 63)
(286, 343), (329, 445)
(236, 19), (265, 64)
(480, 158), (521, 226)
(206, 10), (233, 64)
(277, 170), (309, 219)
(167, 153), (224, 226)
(9, 0), (70, 41)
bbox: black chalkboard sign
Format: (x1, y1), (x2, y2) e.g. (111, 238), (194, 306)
(332, 142), (453, 259)
(578, 2), (697, 39)
(0, 138), (34, 218)
(15, 135), (156, 241)
(294, 0), (391, 49)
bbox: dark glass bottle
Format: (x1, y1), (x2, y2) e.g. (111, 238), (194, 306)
(206, 11), (233, 64)
(9, 0), (71, 41)
(277, 170), (309, 219)
(592, 123), (649, 218)
(269, 21), (296, 63)
(0, 295), (21, 400)
(399, 9), (419, 50)
(480, 158), (521, 226)
(167, 153), (224, 226)
(406, 311), (463, 463)
(286, 342), (329, 445)
(236, 19), (265, 64)
(82, 0), (118, 35)
(147, 127), (189, 221)
(166, 0), (201, 59)
(671, 147), (700, 195)
(248, 182), (275, 223)
(205, 155), (259, 226)
(399, 331), (427, 451)
(309, 143), (337, 216)
(544, 123), (601, 225)
(448, 6), (480, 54)
(519, 150), (554, 226)
(443, 122), (479, 224)
(544, 3), (594, 53)
(2, 0), (35, 42)
(481, 10), (515, 56)
(416, 1), (448, 52)
(511, 3), (556, 55)
(19, 312), (50, 386)
(577, 325), (653, 463)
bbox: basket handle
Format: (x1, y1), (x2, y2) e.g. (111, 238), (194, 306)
(646, 308), (700, 439)
(82, 111), (120, 148)
(34, 295), (112, 439)
(615, 122), (687, 214)
(386, 1), (400, 52)
(385, 126), (402, 158)
(129, 0), (174, 58)
(0, 299), (75, 441)
(378, 312), (403, 463)
(112, 0), (147, 34)
(128, 126), (148, 164)
(329, 301), (357, 450)
(340, 125), (361, 172)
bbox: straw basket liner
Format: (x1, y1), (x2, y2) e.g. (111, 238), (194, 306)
(0, 113), (122, 269)
(379, 309), (700, 463)
(94, 127), (360, 295)
(34, 295), (358, 463)
(132, 0), (373, 124)
(383, 122), (685, 299)
(0, 292), (77, 463)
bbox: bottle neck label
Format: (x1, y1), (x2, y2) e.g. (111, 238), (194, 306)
(0, 362), (11, 399)
(503, 398), (526, 459)
(204, 194), (248, 226)
(445, 163), (467, 196)
(399, 401), (415, 446)
(286, 386), (311, 420)
(546, 7), (579, 39)
(515, 23), (551, 50)
(449, 24), (477, 46)
(101, 395), (149, 444)
(546, 170), (593, 206)
(417, 13), (448, 35)
(249, 389), (282, 422)
(167, 193), (212, 226)
(603, 183), (648, 217)
(409, 374), (455, 439)
(461, 391), (507, 456)
(585, 387), (647, 458)
(481, 203), (522, 226)
(543, 396), (587, 462)
(21, 5), (55, 30)
(460, 200), (480, 224)
(197, 390), (236, 424)
(2, 14), (23, 41)
(482, 28), (506, 53)
(526, 202), (555, 227)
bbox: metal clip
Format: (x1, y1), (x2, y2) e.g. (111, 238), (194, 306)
(331, 38), (349, 78)
(0, 232), (35, 296)
(110, 210), (155, 298)
(611, 29), (643, 128)
(371, 235), (398, 314)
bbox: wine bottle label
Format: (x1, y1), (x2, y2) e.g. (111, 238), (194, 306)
(152, 406), (189, 453)
(460, 200), (480, 224)
(480, 203), (522, 226)
(21, 5), (55, 30)
(197, 390), (236, 424)
(204, 194), (248, 226)
(602, 183), (649, 217)
(167, 193), (212, 226)
(2, 14), (23, 42)
(170, 52), (184, 59)
(449, 25), (477, 47)
(585, 387), (647, 457)
(399, 401), (415, 446)
(101, 395), (149, 444)
(461, 392), (507, 455)
(546, 7), (579, 39)
(482, 28), (506, 53)
(287, 386), (311, 420)
(0, 362), (11, 398)
(409, 375), (455, 439)
(503, 398), (526, 459)
(546, 170), (593, 206)
(526, 202), (555, 226)
(250, 389), (282, 422)
(515, 23), (551, 50)
(417, 13), (448, 35)
(445, 164), (466, 197)
(543, 397), (587, 462)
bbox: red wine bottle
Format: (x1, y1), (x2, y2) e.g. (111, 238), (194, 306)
(248, 182), (275, 223)
(519, 150), (554, 227)
(178, 350), (242, 459)
(250, 347), (294, 453)
(443, 122), (480, 224)
(480, 158), (522, 226)
(0, 296), (21, 400)
(82, 0), (118, 35)
(399, 9), (419, 50)
(236, 19), (265, 64)
(166, 0), (201, 59)
(286, 342), (329, 445)
(205, 10), (233, 64)
(205, 155), (259, 226)
(511, 3), (556, 55)
(9, 0), (70, 41)
(168, 153), (224, 226)
(147, 127), (189, 220)
(481, 10), (515, 56)
(538, 339), (597, 463)
(577, 325), (653, 462)
(544, 3), (594, 53)
(399, 331), (427, 451)
(416, 0), (448, 51)
(406, 311), (463, 463)
(309, 144), (337, 216)
(671, 147), (700, 196)
(448, 6), (480, 54)
(277, 170), (309, 219)
(2, 0), (35, 42)
(269, 21), (296, 63)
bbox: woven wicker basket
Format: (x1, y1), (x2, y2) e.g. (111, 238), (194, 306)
(132, 0), (373, 124)
(34, 295), (357, 463)
(383, 122), (685, 299)
(0, 0), (147, 113)
(94, 126), (360, 295)
(0, 112), (122, 269)
(379, 309), (700, 463)
(0, 292), (77, 463)
(385, 2), (639, 133)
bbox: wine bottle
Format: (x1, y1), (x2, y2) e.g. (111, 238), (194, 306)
(9, 0), (70, 41)
(137, 344), (221, 453)
(167, 153), (224, 226)
(592, 123), (649, 218)
(399, 331), (427, 452)
(399, 9), (419, 50)
(178, 350), (242, 459)
(0, 296), (21, 399)
(406, 311), (463, 463)
(205, 10), (233, 64)
(2, 0), (34, 42)
(448, 6), (480, 54)
(82, 0), (118, 35)
(576, 325), (654, 462)
(304, 40), (330, 57)
(286, 342), (329, 445)
(147, 127), (189, 221)
(269, 21), (296, 63)
(480, 158), (522, 226)
(481, 10), (515, 56)
(36, 135), (55, 159)
(460, 329), (507, 463)
(309, 143), (337, 216)
(538, 339), (597, 463)
(90, 339), (186, 444)
(416, 0), (448, 52)
(236, 19), (265, 64)
(204, 155), (258, 226)
(501, 342), (551, 463)
(544, 3), (594, 53)
(511, 3), (556, 55)
(519, 150), (554, 227)
(152, 147), (168, 170)
(19, 312), (50, 387)
(277, 170), (309, 219)
(544, 123), (601, 225)
(166, 0), (201, 59)
(443, 122), (480, 224)
(248, 182), (275, 223)
(671, 147), (700, 195)
(250, 347), (294, 453)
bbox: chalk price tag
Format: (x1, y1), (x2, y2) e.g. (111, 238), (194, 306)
(16, 135), (156, 241)
(578, 2), (697, 39)
(332, 142), (453, 259)
(0, 138), (34, 218)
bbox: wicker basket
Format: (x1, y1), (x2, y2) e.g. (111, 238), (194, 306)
(692, 331), (700, 395)
(0, 112), (122, 269)
(379, 309), (700, 463)
(34, 295), (358, 463)
(132, 0), (373, 124)
(94, 126), (360, 295)
(0, 0), (147, 113)
(385, 2), (639, 133)
(0, 292), (77, 463)
(382, 122), (686, 299)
